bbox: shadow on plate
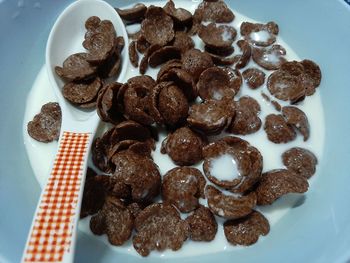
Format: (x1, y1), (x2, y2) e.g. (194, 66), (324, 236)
(259, 194), (307, 214)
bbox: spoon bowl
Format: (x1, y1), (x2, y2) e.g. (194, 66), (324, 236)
(46, 0), (129, 122)
(22, 1), (128, 262)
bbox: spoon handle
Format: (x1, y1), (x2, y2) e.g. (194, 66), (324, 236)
(22, 131), (93, 263)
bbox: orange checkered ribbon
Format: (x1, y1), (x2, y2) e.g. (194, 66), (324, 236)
(23, 132), (91, 262)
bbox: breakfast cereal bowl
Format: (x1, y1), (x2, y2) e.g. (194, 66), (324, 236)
(1, 0), (350, 262)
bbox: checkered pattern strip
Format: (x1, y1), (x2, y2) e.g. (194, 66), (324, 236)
(24, 132), (91, 262)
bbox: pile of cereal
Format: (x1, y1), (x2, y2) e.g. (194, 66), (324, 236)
(55, 16), (125, 109)
(27, 0), (321, 257)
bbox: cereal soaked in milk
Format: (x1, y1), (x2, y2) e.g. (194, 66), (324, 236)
(209, 153), (240, 181)
(23, 0), (325, 258)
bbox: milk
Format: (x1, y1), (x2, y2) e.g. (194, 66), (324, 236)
(250, 30), (271, 43)
(22, 0), (325, 258)
(209, 153), (240, 181)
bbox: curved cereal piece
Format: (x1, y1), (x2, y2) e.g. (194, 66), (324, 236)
(264, 114), (296, 143)
(55, 53), (96, 82)
(162, 167), (206, 212)
(202, 136), (263, 193)
(116, 3), (147, 23)
(141, 6), (174, 46)
(163, 0), (192, 26)
(255, 169), (309, 205)
(224, 210), (269, 246)
(133, 203), (189, 256)
(27, 102), (61, 143)
(62, 77), (102, 105)
(206, 185), (257, 219)
(240, 21), (279, 47)
(282, 106), (310, 141)
(162, 127), (205, 166)
(197, 66), (241, 101)
(282, 147), (318, 179)
(185, 205), (217, 241)
(227, 96), (261, 135)
(194, 0), (235, 23)
(252, 44), (287, 70)
(198, 23), (237, 49)
(90, 196), (133, 246)
(187, 99), (235, 135)
(148, 46), (181, 68)
(242, 68), (266, 89)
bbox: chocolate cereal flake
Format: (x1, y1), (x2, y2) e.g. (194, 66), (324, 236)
(233, 40), (252, 69)
(55, 53), (96, 82)
(116, 3), (147, 24)
(194, 0), (235, 23)
(197, 66), (242, 101)
(136, 35), (150, 54)
(300, 59), (322, 96)
(108, 140), (152, 163)
(224, 210), (269, 246)
(149, 81), (189, 126)
(91, 127), (115, 173)
(203, 137), (263, 193)
(80, 168), (106, 218)
(264, 114), (296, 143)
(129, 41), (139, 67)
(185, 205), (218, 241)
(84, 18), (115, 42)
(182, 48), (214, 82)
(62, 77), (102, 105)
(158, 82), (189, 127)
(162, 167), (206, 212)
(111, 120), (154, 144)
(148, 46), (181, 68)
(123, 81), (155, 125)
(242, 68), (266, 89)
(133, 203), (189, 256)
(157, 59), (183, 81)
(228, 96), (262, 135)
(112, 151), (161, 202)
(282, 147), (318, 179)
(163, 0), (193, 26)
(85, 16), (101, 31)
(97, 49), (121, 79)
(187, 99), (235, 135)
(268, 60), (321, 103)
(206, 185), (256, 219)
(267, 67), (305, 103)
(127, 202), (144, 218)
(96, 82), (123, 124)
(198, 23), (237, 49)
(27, 102), (62, 143)
(159, 68), (197, 101)
(172, 31), (195, 54)
(240, 21), (279, 47)
(141, 6), (175, 46)
(139, 44), (162, 74)
(162, 127), (205, 166)
(282, 106), (310, 141)
(85, 31), (116, 65)
(90, 196), (133, 246)
(205, 44), (234, 57)
(252, 44), (287, 70)
(255, 169), (309, 205)
(208, 53), (236, 66)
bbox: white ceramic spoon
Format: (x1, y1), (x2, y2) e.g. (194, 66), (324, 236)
(22, 1), (128, 262)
